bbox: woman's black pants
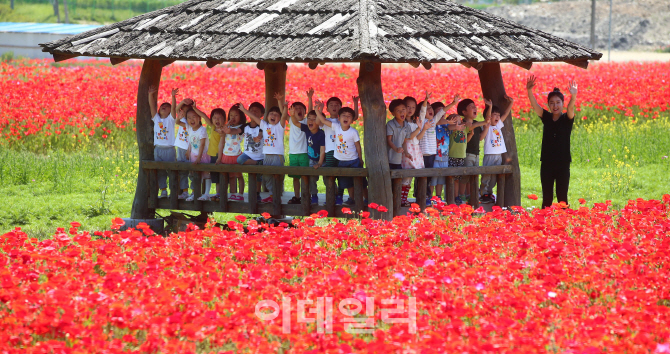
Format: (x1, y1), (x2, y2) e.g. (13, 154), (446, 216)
(540, 161), (570, 209)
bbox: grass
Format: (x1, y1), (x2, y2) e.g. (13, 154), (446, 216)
(2, 111), (669, 239)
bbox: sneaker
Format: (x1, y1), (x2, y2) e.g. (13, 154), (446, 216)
(431, 197), (443, 205)
(178, 191), (189, 200)
(479, 194), (487, 203)
(335, 195), (343, 205)
(186, 194), (195, 202)
(288, 196), (301, 204)
(311, 194), (319, 204)
(454, 196), (463, 205)
(158, 190), (168, 199)
(197, 194), (211, 201)
(210, 194), (220, 202)
(345, 198), (355, 205)
(232, 194), (245, 201)
(462, 195), (470, 203)
(426, 198), (432, 205)
(261, 196), (273, 204)
(489, 195), (496, 204)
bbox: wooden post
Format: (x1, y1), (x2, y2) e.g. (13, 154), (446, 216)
(478, 63), (521, 207)
(446, 176), (455, 205)
(496, 174), (506, 207)
(417, 177), (427, 211)
(353, 177), (364, 213)
(168, 169), (179, 209)
(264, 63), (287, 118)
(392, 178), (402, 217)
(357, 62), (393, 220)
(220, 172), (229, 212)
(325, 176), (336, 218)
(131, 60), (162, 219)
(300, 176), (310, 215)
(148, 169), (158, 209)
(470, 175), (480, 209)
(272, 174), (282, 216)
(248, 173), (258, 214)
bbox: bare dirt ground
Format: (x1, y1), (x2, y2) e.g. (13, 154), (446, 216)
(484, 0), (670, 52)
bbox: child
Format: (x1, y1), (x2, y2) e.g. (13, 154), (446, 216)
(315, 99), (367, 205)
(290, 107), (325, 204)
(147, 85), (176, 199)
(176, 104), (211, 202)
(451, 98), (490, 204)
(462, 98), (490, 203)
(400, 93), (432, 207)
(172, 97), (192, 199)
(386, 99), (411, 172)
(322, 96), (359, 205)
(285, 88), (314, 205)
(237, 102), (265, 200)
(480, 95), (514, 204)
(200, 107), (225, 201)
(237, 101), (285, 204)
(217, 105), (247, 201)
(419, 94), (460, 201)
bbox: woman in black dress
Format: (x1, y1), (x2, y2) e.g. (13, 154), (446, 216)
(526, 75), (579, 208)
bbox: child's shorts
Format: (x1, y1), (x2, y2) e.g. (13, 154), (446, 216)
(222, 154), (243, 179)
(430, 159), (449, 186)
(190, 153), (211, 179)
(237, 153), (263, 165)
(288, 153), (310, 178)
(465, 153), (479, 167)
(337, 158), (367, 189)
(209, 155), (220, 183)
(324, 150), (338, 168)
(448, 157), (465, 181)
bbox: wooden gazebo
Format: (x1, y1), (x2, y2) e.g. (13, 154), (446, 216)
(40, 0), (601, 221)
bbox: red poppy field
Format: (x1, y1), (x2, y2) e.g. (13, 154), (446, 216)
(2, 199), (670, 353)
(1, 60), (668, 149)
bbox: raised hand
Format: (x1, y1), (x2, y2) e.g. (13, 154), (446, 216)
(148, 85), (158, 95)
(425, 91), (432, 101)
(306, 87), (314, 98)
(526, 75), (537, 91)
(568, 80), (578, 95)
(181, 98), (194, 106)
(191, 99), (197, 108)
(171, 88), (179, 97)
(315, 99), (325, 112)
(352, 95), (359, 103)
(452, 94), (461, 103)
(288, 106), (296, 117)
(504, 94), (514, 104)
(446, 114), (459, 124)
(484, 98), (492, 106)
(273, 92), (285, 101)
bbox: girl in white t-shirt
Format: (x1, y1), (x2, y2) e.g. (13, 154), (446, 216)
(176, 107), (211, 201)
(217, 105), (247, 201)
(238, 103), (286, 204)
(401, 92), (432, 207)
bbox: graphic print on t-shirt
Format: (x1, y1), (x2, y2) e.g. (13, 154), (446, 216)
(265, 127), (276, 147)
(336, 134), (350, 155)
(308, 136), (316, 159)
(156, 122), (169, 141)
(178, 128), (188, 142)
(489, 127), (503, 148)
(452, 130), (466, 144)
(245, 131), (262, 153)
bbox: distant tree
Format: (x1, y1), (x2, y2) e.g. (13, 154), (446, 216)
(53, 0), (61, 23)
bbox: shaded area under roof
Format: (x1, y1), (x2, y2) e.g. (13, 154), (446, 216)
(39, 0), (602, 64)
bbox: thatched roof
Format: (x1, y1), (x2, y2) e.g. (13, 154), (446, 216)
(40, 0), (602, 65)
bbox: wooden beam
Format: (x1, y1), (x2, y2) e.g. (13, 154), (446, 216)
(565, 59), (589, 69)
(256, 62), (266, 70)
(264, 63), (287, 119)
(308, 62), (319, 70)
(53, 53), (78, 62)
(388, 165), (512, 179)
(141, 161), (368, 177)
(206, 59), (223, 68)
(161, 59), (176, 67)
(131, 60), (163, 219)
(478, 63), (521, 207)
(461, 62), (483, 70)
(421, 62), (432, 70)
(155, 198), (360, 218)
(409, 62), (420, 68)
(512, 61), (533, 70)
(110, 57), (129, 66)
(357, 62), (393, 220)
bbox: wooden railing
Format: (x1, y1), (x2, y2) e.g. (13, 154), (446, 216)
(141, 161), (368, 218)
(389, 165), (513, 216)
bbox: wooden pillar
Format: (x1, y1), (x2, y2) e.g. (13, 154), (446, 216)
(357, 62), (393, 220)
(264, 63), (287, 117)
(478, 63), (521, 207)
(131, 60), (162, 219)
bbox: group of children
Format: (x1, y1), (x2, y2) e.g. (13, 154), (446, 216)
(149, 86), (366, 205)
(149, 84), (512, 206)
(386, 92), (513, 206)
